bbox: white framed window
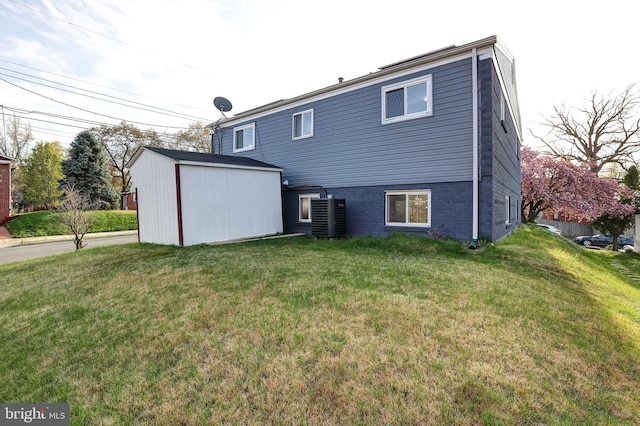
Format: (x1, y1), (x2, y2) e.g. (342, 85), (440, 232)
(292, 109), (314, 140)
(233, 123), (255, 153)
(385, 190), (431, 227)
(381, 75), (432, 124)
(505, 195), (511, 224)
(299, 193), (320, 222)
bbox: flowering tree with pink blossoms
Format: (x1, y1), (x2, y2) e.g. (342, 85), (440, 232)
(521, 147), (634, 226)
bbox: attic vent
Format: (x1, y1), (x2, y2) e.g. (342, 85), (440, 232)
(311, 198), (346, 239)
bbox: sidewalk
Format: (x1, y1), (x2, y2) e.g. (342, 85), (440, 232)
(0, 225), (137, 248)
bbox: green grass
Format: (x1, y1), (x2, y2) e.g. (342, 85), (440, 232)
(4, 210), (137, 237)
(1, 227), (639, 425)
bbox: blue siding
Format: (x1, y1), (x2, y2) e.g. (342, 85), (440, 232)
(220, 58), (474, 188)
(478, 57), (521, 241)
(284, 181), (473, 241)
(217, 49), (521, 242)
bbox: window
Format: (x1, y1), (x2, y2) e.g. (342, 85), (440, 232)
(293, 109), (313, 140)
(505, 195), (511, 224)
(382, 76), (432, 124)
(385, 190), (431, 227)
(299, 193), (320, 222)
(233, 123), (255, 153)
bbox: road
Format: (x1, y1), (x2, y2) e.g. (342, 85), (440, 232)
(0, 234), (139, 266)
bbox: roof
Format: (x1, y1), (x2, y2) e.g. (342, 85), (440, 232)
(212, 36), (510, 128)
(127, 146), (283, 171)
(0, 154), (15, 164)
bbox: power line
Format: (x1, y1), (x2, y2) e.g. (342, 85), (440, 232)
(0, 68), (210, 122)
(5, 106), (119, 127)
(4, 106), (195, 141)
(0, 77), (194, 130)
(6, 0), (156, 55)
(5, 0), (217, 78)
(0, 58), (214, 116)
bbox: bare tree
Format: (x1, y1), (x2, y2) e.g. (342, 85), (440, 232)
(92, 122), (144, 195)
(532, 85), (640, 174)
(59, 183), (96, 250)
(0, 114), (33, 163)
(174, 122), (211, 153)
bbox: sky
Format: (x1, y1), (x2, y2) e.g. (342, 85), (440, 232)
(1, 0), (639, 151)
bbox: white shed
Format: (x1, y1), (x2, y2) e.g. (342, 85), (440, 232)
(127, 147), (284, 246)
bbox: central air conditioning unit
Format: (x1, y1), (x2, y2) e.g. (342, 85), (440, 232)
(311, 198), (346, 239)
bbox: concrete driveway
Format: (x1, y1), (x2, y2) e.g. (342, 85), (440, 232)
(0, 231), (139, 265)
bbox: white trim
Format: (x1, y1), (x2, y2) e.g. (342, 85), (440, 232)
(478, 47), (493, 61)
(292, 109), (314, 140)
(219, 52), (473, 129)
(472, 48), (479, 241)
(385, 189), (431, 227)
(233, 122), (256, 153)
(491, 48), (523, 142)
(381, 75), (433, 125)
(298, 193), (320, 222)
(177, 160), (283, 173)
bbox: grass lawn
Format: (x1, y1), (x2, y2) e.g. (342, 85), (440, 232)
(4, 210), (137, 238)
(0, 227), (639, 424)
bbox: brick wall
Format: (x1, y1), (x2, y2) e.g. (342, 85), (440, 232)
(478, 57), (521, 242)
(0, 163), (11, 223)
(284, 181), (474, 241)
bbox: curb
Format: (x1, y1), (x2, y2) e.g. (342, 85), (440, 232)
(0, 230), (138, 248)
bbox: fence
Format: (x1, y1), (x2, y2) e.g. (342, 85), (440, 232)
(537, 219), (594, 238)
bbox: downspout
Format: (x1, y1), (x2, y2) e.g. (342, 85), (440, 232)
(469, 48), (479, 249)
(8, 161), (13, 217)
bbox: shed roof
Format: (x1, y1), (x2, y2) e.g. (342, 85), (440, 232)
(127, 146), (283, 171)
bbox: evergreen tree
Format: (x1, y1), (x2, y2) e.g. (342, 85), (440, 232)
(61, 131), (119, 210)
(21, 141), (64, 209)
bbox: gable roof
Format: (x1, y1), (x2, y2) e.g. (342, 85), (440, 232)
(0, 154), (15, 163)
(127, 146), (283, 171)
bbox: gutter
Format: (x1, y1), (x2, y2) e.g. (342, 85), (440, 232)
(213, 36), (498, 128)
(469, 47), (479, 249)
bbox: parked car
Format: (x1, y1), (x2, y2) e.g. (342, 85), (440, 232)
(574, 234), (634, 248)
(536, 224), (562, 235)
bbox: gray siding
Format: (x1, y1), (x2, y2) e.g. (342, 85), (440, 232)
(494, 47), (521, 134)
(219, 58), (474, 188)
(478, 57), (521, 241)
(216, 51), (520, 242)
(284, 181), (473, 241)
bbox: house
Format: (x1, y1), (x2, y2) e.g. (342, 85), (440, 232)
(121, 191), (137, 211)
(127, 147), (283, 246)
(0, 154), (15, 224)
(210, 36), (522, 244)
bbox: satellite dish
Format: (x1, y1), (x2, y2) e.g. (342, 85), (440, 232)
(213, 96), (233, 113)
